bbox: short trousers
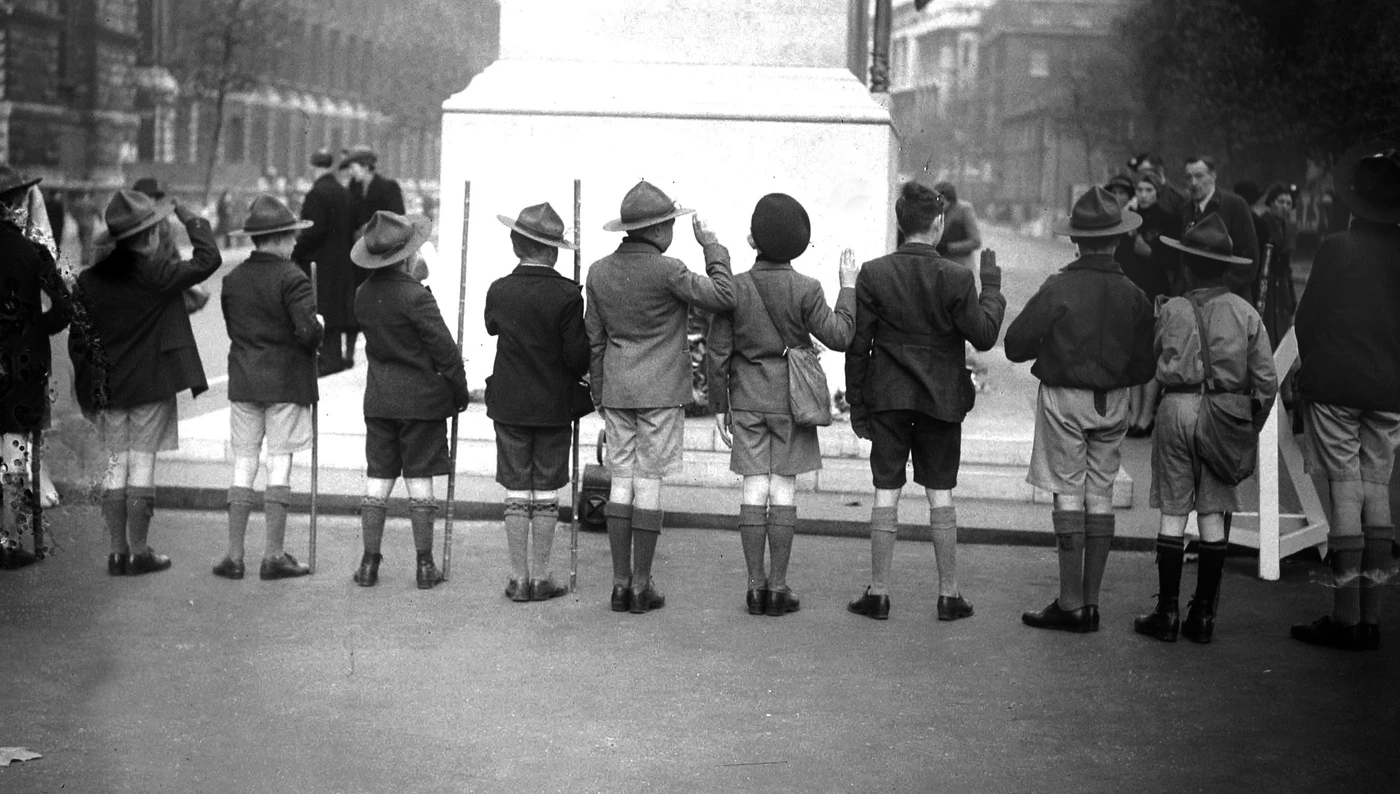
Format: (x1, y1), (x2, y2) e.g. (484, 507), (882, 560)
(229, 401), (313, 456)
(868, 409), (961, 490)
(1304, 402), (1400, 484)
(1149, 393), (1237, 515)
(494, 422), (572, 491)
(98, 398), (179, 455)
(1028, 384), (1129, 499)
(364, 416), (451, 479)
(601, 406), (684, 479)
(729, 410), (821, 477)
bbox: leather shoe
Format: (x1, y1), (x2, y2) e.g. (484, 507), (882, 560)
(766, 588), (800, 616)
(1021, 600), (1094, 633)
(629, 581), (665, 614)
(747, 587), (769, 616)
(1133, 599), (1180, 642)
(1181, 598), (1215, 644)
(353, 552), (382, 587)
(260, 553), (311, 580)
(505, 578), (531, 602)
(1291, 615), (1367, 651)
(126, 549), (172, 576)
(610, 583), (632, 612)
(416, 555), (443, 590)
(107, 552), (129, 576)
(847, 587), (890, 620)
(212, 557), (245, 580)
(936, 594), (974, 621)
(530, 577), (569, 601)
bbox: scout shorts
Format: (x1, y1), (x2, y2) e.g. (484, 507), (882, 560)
(494, 422), (572, 491)
(868, 409), (961, 490)
(601, 406), (684, 479)
(1304, 402), (1400, 484)
(729, 409), (822, 477)
(1027, 384), (1129, 499)
(1149, 392), (1238, 515)
(364, 417), (451, 479)
(230, 401), (313, 456)
(98, 397), (179, 455)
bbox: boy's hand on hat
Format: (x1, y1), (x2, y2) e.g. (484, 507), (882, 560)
(838, 248), (859, 288)
(979, 249), (1001, 291)
(693, 215), (718, 246)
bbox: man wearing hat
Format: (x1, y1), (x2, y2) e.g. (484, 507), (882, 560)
(345, 148), (404, 235)
(1182, 156), (1260, 302)
(585, 180), (736, 614)
(213, 195), (324, 581)
(1132, 213), (1276, 644)
(1006, 186), (1155, 633)
(293, 148), (358, 376)
(932, 181), (982, 270)
(485, 202), (589, 602)
(70, 189), (221, 576)
(351, 210), (469, 589)
(1290, 142), (1400, 651)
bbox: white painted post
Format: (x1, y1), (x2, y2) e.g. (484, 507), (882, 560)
(1258, 392), (1281, 580)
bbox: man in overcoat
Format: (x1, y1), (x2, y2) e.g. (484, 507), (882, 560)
(585, 180), (736, 614)
(1182, 156), (1260, 301)
(346, 148), (405, 234)
(214, 195), (323, 581)
(293, 149), (358, 376)
(71, 189), (221, 576)
(844, 181), (1004, 622)
(932, 181), (982, 269)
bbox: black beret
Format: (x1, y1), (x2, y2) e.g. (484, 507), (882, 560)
(750, 193), (811, 263)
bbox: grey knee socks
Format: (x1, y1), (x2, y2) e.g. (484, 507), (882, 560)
(529, 500), (559, 578)
(226, 486), (256, 560)
(1052, 509), (1086, 611)
(360, 496), (387, 555)
(739, 504), (768, 590)
(504, 498), (531, 582)
(263, 485), (291, 559)
(767, 505), (797, 591)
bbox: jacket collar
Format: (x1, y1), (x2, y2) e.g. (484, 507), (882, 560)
(367, 267), (416, 284)
(1063, 253), (1126, 275)
(1186, 285), (1231, 302)
(616, 239), (664, 255)
(894, 242), (940, 257)
(510, 263), (568, 279)
(245, 250), (289, 265)
(752, 257), (793, 271)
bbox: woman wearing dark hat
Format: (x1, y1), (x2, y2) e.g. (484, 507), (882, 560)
(1134, 213), (1277, 644)
(485, 202), (588, 602)
(350, 211), (469, 589)
(1117, 170), (1182, 435)
(707, 193), (859, 616)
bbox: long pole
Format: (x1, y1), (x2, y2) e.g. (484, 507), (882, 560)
(570, 179), (582, 593)
(308, 261), (319, 573)
(442, 181), (471, 579)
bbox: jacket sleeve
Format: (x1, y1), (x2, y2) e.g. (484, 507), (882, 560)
(706, 310), (734, 415)
(949, 266), (1005, 352)
(668, 242), (736, 313)
(290, 190), (327, 265)
(1126, 289), (1158, 385)
(282, 267), (325, 351)
(843, 269), (878, 420)
(483, 283), (500, 337)
(147, 207), (222, 293)
(1293, 238), (1338, 362)
(386, 180), (405, 215)
(946, 206), (983, 255)
(1004, 277), (1054, 363)
(559, 284), (590, 379)
(1246, 310), (1279, 430)
(804, 284), (857, 352)
(584, 276), (607, 405)
(411, 287), (469, 411)
(37, 248), (73, 336)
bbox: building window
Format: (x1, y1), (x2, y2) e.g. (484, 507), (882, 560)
(1028, 50), (1049, 78)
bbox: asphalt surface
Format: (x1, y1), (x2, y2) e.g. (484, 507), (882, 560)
(1, 507), (1396, 793)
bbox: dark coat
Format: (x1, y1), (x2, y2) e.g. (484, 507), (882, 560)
(1115, 201), (1179, 300)
(70, 208), (220, 411)
(708, 259), (856, 415)
(292, 173), (358, 330)
(1004, 253), (1156, 390)
(935, 201), (982, 268)
(352, 173), (405, 231)
(584, 239), (735, 409)
(484, 264), (589, 427)
(0, 223), (70, 432)
(221, 250), (324, 406)
(355, 268), (469, 420)
(845, 242), (1005, 423)
(1181, 188), (1260, 300)
(1294, 218), (1400, 412)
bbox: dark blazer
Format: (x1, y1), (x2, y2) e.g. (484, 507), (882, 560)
(71, 208), (220, 411)
(292, 173), (358, 330)
(355, 268), (469, 419)
(1295, 218), (1400, 412)
(484, 264), (589, 427)
(845, 243), (1005, 423)
(221, 250), (324, 406)
(0, 223), (71, 433)
(352, 173), (405, 231)
(1004, 253), (1156, 390)
(708, 259), (856, 415)
(935, 201), (983, 268)
(1181, 188), (1260, 300)
(584, 238), (735, 409)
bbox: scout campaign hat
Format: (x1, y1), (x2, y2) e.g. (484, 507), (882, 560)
(132, 177), (167, 200)
(602, 181), (694, 232)
(240, 194), (313, 236)
(1336, 140), (1400, 224)
(351, 210), (432, 269)
(1159, 213), (1253, 265)
(1051, 186), (1142, 237)
(0, 164), (42, 198)
(497, 202), (576, 250)
(104, 189), (177, 241)
(750, 193), (811, 262)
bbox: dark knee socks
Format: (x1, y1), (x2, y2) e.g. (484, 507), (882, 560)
(631, 508), (663, 588)
(738, 504), (767, 590)
(263, 485), (291, 559)
(1155, 534), (1186, 605)
(1052, 510), (1085, 611)
(605, 502), (633, 586)
(1194, 539), (1227, 607)
(529, 500), (559, 578)
(103, 488), (129, 555)
(226, 486), (256, 560)
(504, 498), (531, 582)
(1361, 525), (1395, 625)
(767, 505), (797, 591)
(126, 486), (156, 555)
(409, 499), (437, 557)
(360, 496), (387, 555)
(1330, 534), (1365, 626)
(869, 506), (898, 595)
(1083, 513), (1115, 607)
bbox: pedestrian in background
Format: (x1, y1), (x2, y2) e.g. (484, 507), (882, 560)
(1259, 181), (1299, 344)
(292, 148), (358, 377)
(707, 193), (859, 617)
(932, 181), (982, 269)
(845, 181), (1004, 622)
(344, 148), (404, 369)
(485, 202), (588, 603)
(1182, 156), (1260, 302)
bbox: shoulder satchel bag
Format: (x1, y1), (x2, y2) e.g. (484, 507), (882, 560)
(1189, 297), (1258, 486)
(752, 272), (832, 427)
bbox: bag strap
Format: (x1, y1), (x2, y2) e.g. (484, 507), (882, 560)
(751, 271), (801, 352)
(1188, 295), (1217, 391)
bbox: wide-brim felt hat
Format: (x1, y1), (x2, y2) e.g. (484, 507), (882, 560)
(1336, 140), (1400, 224)
(1159, 212), (1253, 265)
(131, 177), (167, 200)
(1051, 186), (1142, 237)
(351, 211), (432, 269)
(497, 201), (576, 249)
(603, 180), (694, 232)
(0, 165), (42, 197)
(105, 189), (178, 241)
(240, 193), (313, 236)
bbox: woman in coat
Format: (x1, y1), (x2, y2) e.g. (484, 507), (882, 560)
(1117, 171), (1183, 435)
(707, 194), (858, 616)
(1259, 182), (1299, 347)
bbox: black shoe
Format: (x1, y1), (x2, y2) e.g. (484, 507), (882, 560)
(353, 552), (382, 587)
(416, 555), (443, 590)
(610, 583), (632, 612)
(1021, 600), (1094, 633)
(1133, 599), (1180, 642)
(260, 553), (311, 580)
(530, 577), (569, 601)
(127, 550), (172, 576)
(1085, 605), (1100, 632)
(936, 594), (974, 621)
(847, 587), (890, 620)
(107, 552), (129, 576)
(747, 587), (769, 616)
(506, 578), (531, 602)
(1291, 615), (1367, 651)
(766, 588), (800, 616)
(629, 581), (665, 614)
(1181, 598), (1215, 644)
(212, 557), (245, 580)
(1360, 623), (1381, 651)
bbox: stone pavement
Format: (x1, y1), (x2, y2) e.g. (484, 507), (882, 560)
(0, 507), (1395, 793)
